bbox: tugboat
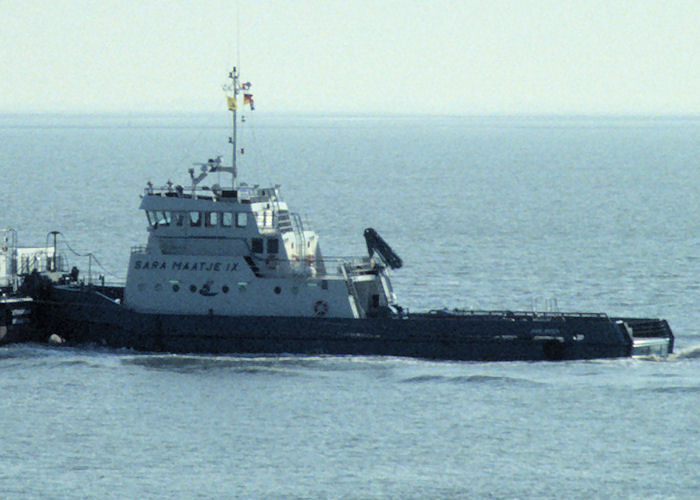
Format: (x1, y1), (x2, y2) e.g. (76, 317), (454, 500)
(19, 68), (674, 360)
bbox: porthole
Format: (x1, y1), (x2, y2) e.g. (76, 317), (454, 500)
(274, 286), (281, 295)
(190, 284), (197, 293)
(172, 284), (180, 292)
(222, 285), (229, 294)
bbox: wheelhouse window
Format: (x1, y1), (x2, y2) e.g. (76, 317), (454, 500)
(259, 210), (273, 228)
(251, 238), (263, 253)
(147, 211), (171, 227)
(222, 212), (233, 227)
(206, 212), (219, 227)
(189, 211), (201, 227)
(236, 212), (248, 228)
(267, 238), (279, 254)
(174, 212), (185, 226)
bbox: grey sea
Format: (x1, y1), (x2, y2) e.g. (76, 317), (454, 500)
(1, 113), (699, 499)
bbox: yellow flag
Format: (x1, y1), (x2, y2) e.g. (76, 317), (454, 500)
(227, 96), (237, 110)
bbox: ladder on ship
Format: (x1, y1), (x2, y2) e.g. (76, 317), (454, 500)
(291, 213), (306, 261)
(340, 263), (365, 319)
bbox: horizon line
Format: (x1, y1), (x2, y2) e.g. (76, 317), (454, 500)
(1, 110), (699, 118)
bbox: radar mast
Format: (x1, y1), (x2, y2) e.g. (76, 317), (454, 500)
(225, 67), (254, 189)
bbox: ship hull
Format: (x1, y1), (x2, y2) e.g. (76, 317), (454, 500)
(1, 297), (43, 345)
(29, 285), (674, 361)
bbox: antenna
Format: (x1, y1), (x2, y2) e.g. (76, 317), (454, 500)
(225, 67), (254, 190)
(236, 1), (241, 71)
(225, 11), (253, 190)
(229, 67), (238, 188)
(232, 1), (240, 188)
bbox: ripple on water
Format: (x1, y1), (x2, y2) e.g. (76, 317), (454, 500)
(400, 373), (543, 387)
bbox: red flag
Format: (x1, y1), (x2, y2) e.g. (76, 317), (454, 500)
(243, 94), (255, 110)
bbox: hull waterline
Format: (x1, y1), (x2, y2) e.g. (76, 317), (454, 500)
(29, 284), (673, 362)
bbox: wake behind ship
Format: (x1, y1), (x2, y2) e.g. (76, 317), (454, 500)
(1, 68), (674, 361)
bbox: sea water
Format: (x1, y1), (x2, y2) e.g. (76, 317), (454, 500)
(1, 113), (698, 498)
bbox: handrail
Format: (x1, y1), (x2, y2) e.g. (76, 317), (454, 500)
(291, 212), (306, 261)
(425, 309), (609, 319)
(145, 183), (278, 200)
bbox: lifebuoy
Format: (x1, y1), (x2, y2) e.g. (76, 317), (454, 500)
(313, 300), (328, 317)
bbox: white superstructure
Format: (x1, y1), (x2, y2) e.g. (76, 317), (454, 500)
(123, 69), (397, 318)
(1, 228), (64, 291)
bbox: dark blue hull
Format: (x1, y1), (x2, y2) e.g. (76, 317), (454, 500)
(28, 285), (674, 361)
(1, 297), (42, 345)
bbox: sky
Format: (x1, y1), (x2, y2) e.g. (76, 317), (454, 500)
(1, 0), (698, 114)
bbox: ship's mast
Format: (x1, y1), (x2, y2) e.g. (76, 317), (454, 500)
(228, 67), (239, 189)
(226, 67), (253, 190)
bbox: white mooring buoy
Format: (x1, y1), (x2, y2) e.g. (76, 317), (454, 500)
(48, 333), (65, 345)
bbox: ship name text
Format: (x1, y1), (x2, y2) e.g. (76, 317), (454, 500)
(133, 260), (239, 272)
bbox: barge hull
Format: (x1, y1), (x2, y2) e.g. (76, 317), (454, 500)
(0, 297), (42, 345)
